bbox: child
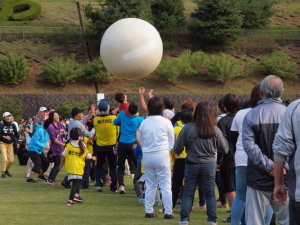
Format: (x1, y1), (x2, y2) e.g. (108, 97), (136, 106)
(60, 127), (95, 205)
(115, 92), (129, 112)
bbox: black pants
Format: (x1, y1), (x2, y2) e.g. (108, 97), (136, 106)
(290, 198), (300, 225)
(117, 142), (136, 187)
(172, 158), (185, 208)
(48, 154), (61, 181)
(28, 151), (49, 174)
(215, 171), (227, 205)
(81, 159), (92, 188)
(69, 179), (81, 201)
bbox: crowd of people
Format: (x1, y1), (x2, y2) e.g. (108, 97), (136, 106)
(0, 75), (299, 225)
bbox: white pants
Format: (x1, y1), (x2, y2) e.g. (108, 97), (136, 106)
(246, 186), (289, 225)
(143, 151), (172, 215)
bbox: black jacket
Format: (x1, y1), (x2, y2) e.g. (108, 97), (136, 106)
(0, 121), (19, 144)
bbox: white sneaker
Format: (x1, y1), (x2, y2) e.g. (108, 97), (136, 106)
(96, 187), (103, 192)
(207, 222), (217, 225)
(179, 221), (189, 225)
(118, 185), (126, 194)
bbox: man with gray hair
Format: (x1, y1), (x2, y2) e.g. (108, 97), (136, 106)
(242, 75), (289, 225)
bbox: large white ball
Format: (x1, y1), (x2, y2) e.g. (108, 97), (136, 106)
(100, 18), (163, 80)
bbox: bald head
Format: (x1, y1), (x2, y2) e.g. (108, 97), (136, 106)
(260, 75), (283, 99)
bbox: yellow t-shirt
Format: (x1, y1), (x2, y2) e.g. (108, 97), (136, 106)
(174, 125), (187, 159)
(93, 115), (119, 146)
(84, 137), (93, 155)
(65, 142), (88, 175)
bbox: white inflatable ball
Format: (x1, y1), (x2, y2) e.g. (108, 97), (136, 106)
(100, 18), (163, 80)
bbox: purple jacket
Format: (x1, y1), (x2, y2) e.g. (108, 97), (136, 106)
(48, 122), (65, 155)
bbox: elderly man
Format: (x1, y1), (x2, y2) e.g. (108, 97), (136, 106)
(273, 98), (300, 224)
(33, 107), (48, 133)
(242, 75), (289, 225)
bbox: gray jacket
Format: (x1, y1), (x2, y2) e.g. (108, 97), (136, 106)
(243, 98), (286, 191)
(273, 99), (300, 201)
(68, 118), (93, 138)
(174, 123), (228, 164)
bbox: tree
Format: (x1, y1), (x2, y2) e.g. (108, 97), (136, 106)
(151, 0), (185, 31)
(239, 0), (274, 28)
(84, 0), (153, 44)
(189, 0), (243, 45)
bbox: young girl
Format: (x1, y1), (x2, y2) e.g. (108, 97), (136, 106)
(60, 127), (94, 205)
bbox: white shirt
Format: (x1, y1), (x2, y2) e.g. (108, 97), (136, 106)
(139, 115), (174, 154)
(230, 108), (251, 166)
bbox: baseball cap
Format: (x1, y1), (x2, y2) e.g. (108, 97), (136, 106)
(3, 112), (11, 118)
(39, 107), (48, 112)
(98, 99), (109, 111)
(71, 107), (84, 117)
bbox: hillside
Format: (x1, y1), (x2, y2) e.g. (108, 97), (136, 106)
(0, 0), (299, 94)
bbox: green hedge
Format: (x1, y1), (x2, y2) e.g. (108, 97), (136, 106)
(0, 0), (41, 21)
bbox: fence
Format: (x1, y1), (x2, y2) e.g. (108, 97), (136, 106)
(2, 93), (299, 119)
(0, 26), (83, 43)
(0, 26), (299, 45)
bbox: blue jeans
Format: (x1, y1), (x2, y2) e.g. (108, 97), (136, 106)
(231, 166), (274, 225)
(180, 163), (217, 223)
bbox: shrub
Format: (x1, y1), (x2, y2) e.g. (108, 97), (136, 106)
(0, 1), (41, 21)
(259, 51), (297, 78)
(157, 49), (207, 85)
(82, 57), (114, 83)
(0, 53), (30, 84)
(56, 100), (93, 119)
(205, 53), (241, 85)
(0, 95), (23, 121)
(38, 55), (81, 87)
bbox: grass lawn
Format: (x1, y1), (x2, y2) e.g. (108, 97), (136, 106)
(0, 155), (229, 225)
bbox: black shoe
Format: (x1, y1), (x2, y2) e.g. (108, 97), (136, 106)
(38, 175), (46, 181)
(222, 216), (231, 223)
(164, 214), (175, 219)
(1, 174), (7, 179)
(27, 178), (38, 183)
(5, 171), (12, 177)
(145, 213), (157, 218)
(61, 180), (71, 189)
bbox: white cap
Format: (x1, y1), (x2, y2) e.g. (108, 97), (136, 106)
(39, 107), (48, 112)
(3, 112), (11, 118)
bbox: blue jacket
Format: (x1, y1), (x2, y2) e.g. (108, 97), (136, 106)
(113, 110), (144, 143)
(27, 125), (49, 154)
(134, 144), (143, 167)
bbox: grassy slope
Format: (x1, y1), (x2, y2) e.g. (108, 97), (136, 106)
(0, 156), (229, 225)
(0, 0), (299, 94)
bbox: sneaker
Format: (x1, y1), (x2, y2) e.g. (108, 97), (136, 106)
(179, 221), (189, 225)
(217, 204), (229, 208)
(73, 196), (85, 202)
(207, 222), (217, 225)
(145, 213), (157, 218)
(45, 180), (60, 185)
(118, 185), (126, 194)
(192, 204), (206, 209)
(61, 180), (71, 189)
(66, 200), (74, 205)
(139, 199), (145, 203)
(103, 179), (111, 186)
(38, 175), (46, 181)
(27, 178), (38, 183)
(96, 187), (103, 192)
(1, 174), (7, 179)
(222, 216), (231, 223)
(5, 171), (12, 177)
(164, 214), (175, 219)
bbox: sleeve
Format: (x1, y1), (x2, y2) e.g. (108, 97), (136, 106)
(47, 124), (57, 142)
(174, 126), (187, 154)
(167, 121), (175, 151)
(0, 124), (4, 139)
(113, 113), (121, 126)
(216, 127), (229, 154)
(273, 103), (299, 162)
(242, 114), (274, 173)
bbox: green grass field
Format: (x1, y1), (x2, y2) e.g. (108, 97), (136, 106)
(0, 155), (229, 225)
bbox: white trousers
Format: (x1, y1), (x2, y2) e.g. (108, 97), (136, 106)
(246, 186), (289, 225)
(143, 151), (172, 215)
